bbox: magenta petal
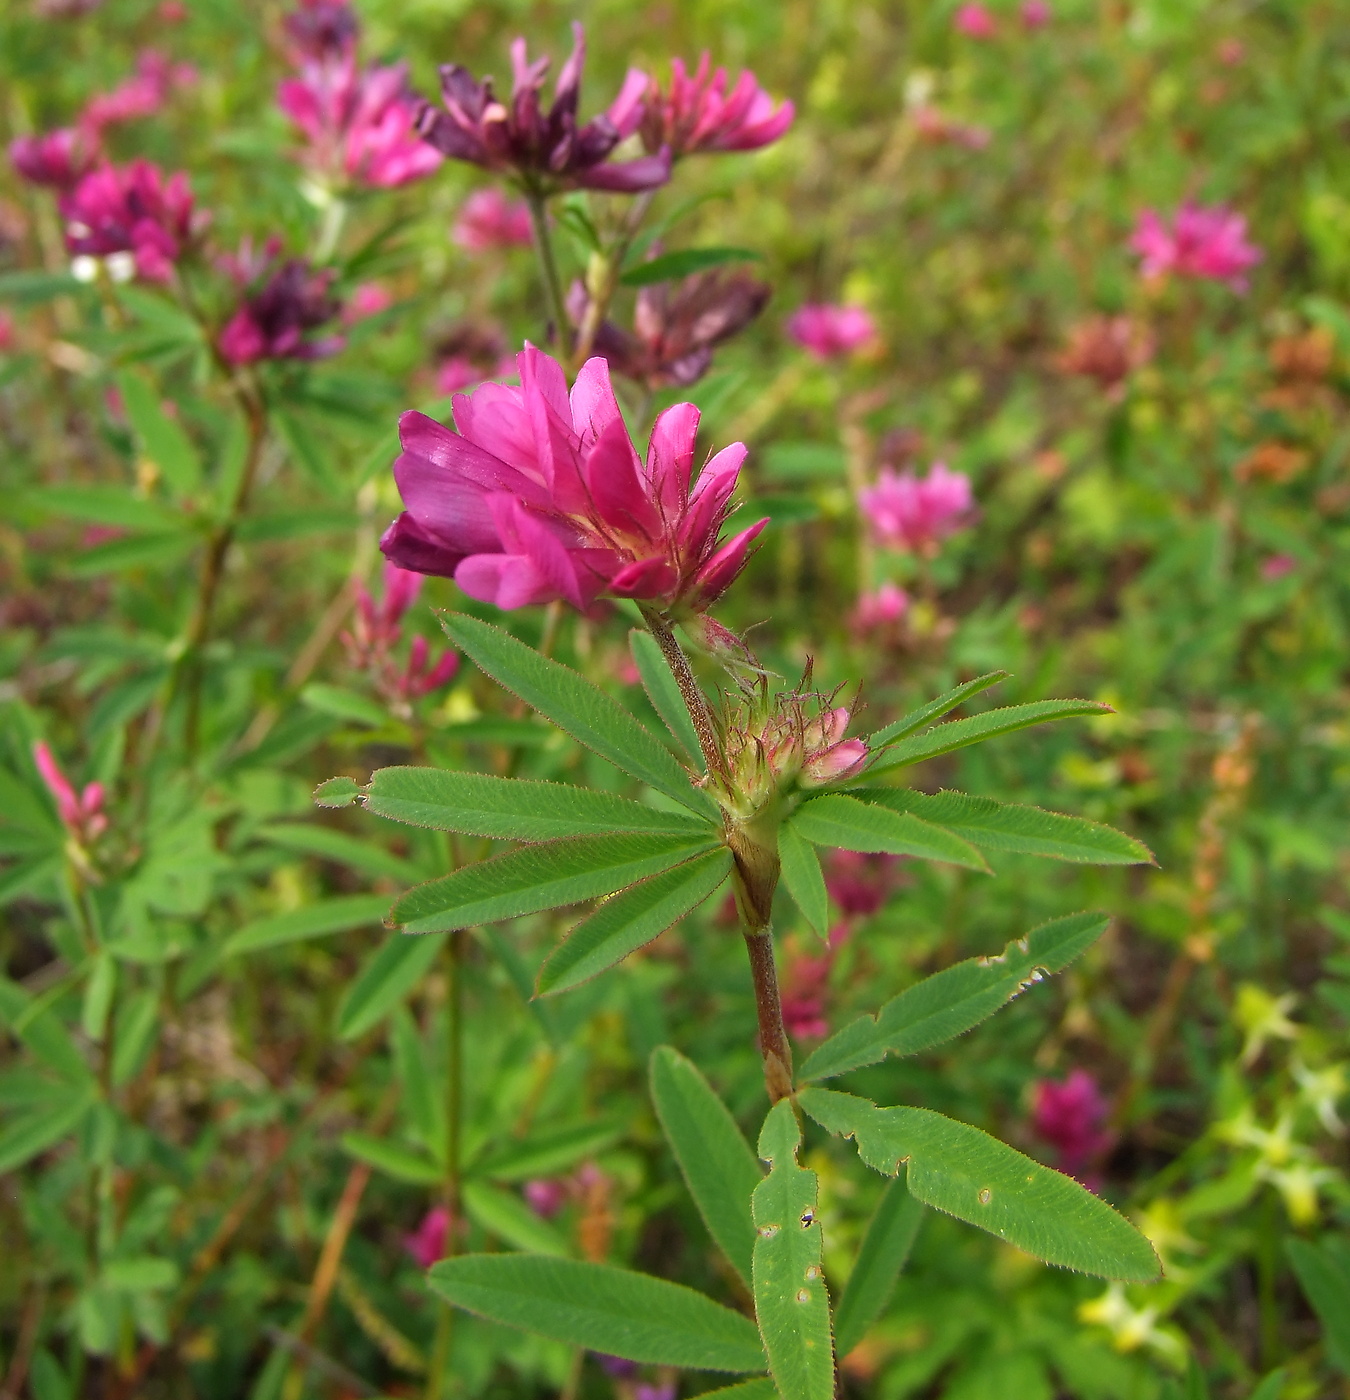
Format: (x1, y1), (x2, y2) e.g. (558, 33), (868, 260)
(455, 553), (550, 610)
(450, 384), (541, 482)
(584, 416), (661, 542)
(398, 409), (550, 510)
(687, 516), (767, 607)
(569, 356), (625, 450)
(379, 512), (464, 578)
(679, 442), (746, 555)
(609, 555), (679, 600)
(646, 402), (700, 517)
(577, 148), (671, 192)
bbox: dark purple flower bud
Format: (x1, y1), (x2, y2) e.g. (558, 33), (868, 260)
(570, 264), (770, 389)
(416, 22), (670, 194)
(218, 253), (343, 365)
(283, 0), (359, 62)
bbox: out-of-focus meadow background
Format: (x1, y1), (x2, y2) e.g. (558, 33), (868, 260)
(3, 0), (1350, 1396)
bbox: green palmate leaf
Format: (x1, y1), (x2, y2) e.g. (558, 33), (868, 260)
(630, 628), (702, 762)
(538, 849), (732, 995)
(462, 1181), (570, 1256)
(440, 614), (717, 818)
(223, 893), (390, 955)
(313, 776), (361, 808)
(364, 766), (713, 842)
(800, 912), (1109, 1082)
(1287, 1238), (1350, 1373)
(390, 833), (718, 935)
(257, 822), (423, 883)
(116, 370), (203, 497)
(341, 1131), (442, 1184)
(427, 1255), (766, 1371)
(112, 990), (159, 1087)
(799, 1089), (1160, 1281)
(858, 790), (1155, 866)
(649, 1047), (762, 1287)
(471, 1118), (622, 1182)
(621, 247), (763, 286)
(777, 821), (831, 937)
(866, 700), (1112, 775)
(752, 1102), (834, 1400)
(832, 1177), (925, 1359)
(301, 682), (391, 728)
(0, 1087), (96, 1174)
(65, 532), (195, 577)
(336, 932), (447, 1040)
(0, 977), (94, 1085)
(789, 794), (988, 871)
(867, 672), (1010, 748)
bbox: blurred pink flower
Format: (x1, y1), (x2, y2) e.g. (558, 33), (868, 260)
(10, 128), (97, 191)
(824, 849), (900, 920)
(218, 254), (343, 364)
(0, 310), (14, 354)
(1130, 202), (1262, 291)
(1032, 1069), (1112, 1178)
(434, 356), (485, 395)
(343, 560), (459, 702)
(343, 281), (393, 324)
(158, 1), (187, 21)
(403, 1206), (450, 1269)
(380, 345), (766, 614)
(640, 53), (793, 157)
(781, 945), (833, 1040)
(523, 1178), (569, 1218)
(283, 0), (358, 61)
(280, 54), (443, 189)
(1217, 37), (1245, 66)
(417, 22), (669, 193)
(452, 188), (534, 252)
(785, 303), (876, 359)
(852, 581), (909, 632)
(859, 461), (972, 554)
(954, 3), (998, 38)
(1261, 553), (1296, 581)
(80, 50), (195, 133)
(912, 105), (991, 149)
(33, 741), (107, 843)
(1021, 0), (1052, 26)
(61, 160), (196, 283)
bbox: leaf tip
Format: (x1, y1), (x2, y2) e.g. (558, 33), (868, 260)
(314, 775), (362, 808)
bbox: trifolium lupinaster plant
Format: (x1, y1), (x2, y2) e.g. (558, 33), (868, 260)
(311, 21), (1163, 1399)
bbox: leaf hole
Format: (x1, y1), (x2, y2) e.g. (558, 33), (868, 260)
(978, 1188), (992, 1205)
(796, 1289), (811, 1303)
(799, 1208), (815, 1227)
(758, 1223), (780, 1238)
(805, 1266), (821, 1280)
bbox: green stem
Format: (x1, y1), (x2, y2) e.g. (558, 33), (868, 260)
(524, 188), (573, 365)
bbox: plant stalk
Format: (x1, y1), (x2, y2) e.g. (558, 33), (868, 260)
(524, 187), (572, 366)
(638, 606), (730, 788)
(742, 923), (795, 1105)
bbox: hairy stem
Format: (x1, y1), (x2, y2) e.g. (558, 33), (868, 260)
(524, 188), (572, 365)
(742, 924), (795, 1105)
(638, 606), (730, 788)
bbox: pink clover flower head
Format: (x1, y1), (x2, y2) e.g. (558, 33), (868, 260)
(571, 265), (771, 390)
(852, 581), (909, 632)
(80, 50), (195, 134)
(640, 53), (793, 158)
(786, 303), (876, 360)
(416, 22), (670, 193)
(279, 56), (444, 189)
(379, 345), (767, 615)
(344, 562), (459, 702)
(403, 1206), (450, 1269)
(1020, 0), (1051, 26)
(1130, 202), (1262, 291)
(453, 187), (534, 252)
(10, 128), (96, 191)
(860, 461), (972, 554)
(1032, 1069), (1112, 1176)
(1261, 553), (1296, 581)
(32, 741), (107, 843)
(523, 1178), (569, 1218)
(800, 707), (868, 786)
(283, 0), (359, 62)
(218, 253), (344, 365)
(824, 849), (899, 920)
(61, 160), (195, 283)
(954, 3), (998, 38)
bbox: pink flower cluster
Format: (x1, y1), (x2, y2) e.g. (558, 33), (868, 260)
(1130, 202), (1262, 292)
(380, 346), (766, 615)
(852, 581), (910, 634)
(953, 3), (1051, 36)
(452, 188), (534, 252)
(61, 159), (197, 283)
(639, 53), (794, 157)
(217, 245), (344, 365)
(33, 742), (107, 845)
(786, 303), (877, 360)
(278, 0), (442, 190)
(342, 561), (460, 704)
(1032, 1069), (1112, 1181)
(859, 461), (972, 555)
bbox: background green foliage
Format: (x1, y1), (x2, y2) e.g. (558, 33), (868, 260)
(2, 0), (1350, 1396)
